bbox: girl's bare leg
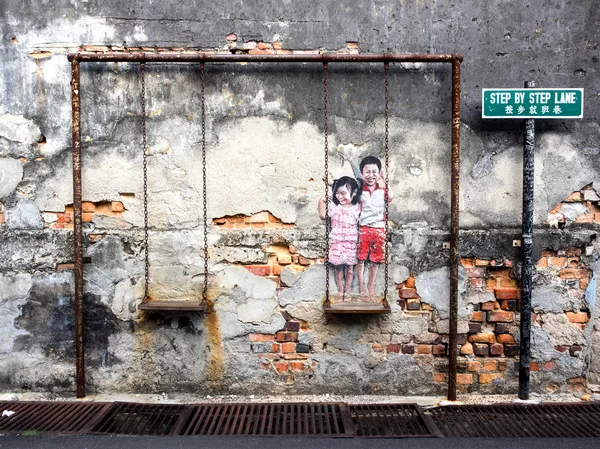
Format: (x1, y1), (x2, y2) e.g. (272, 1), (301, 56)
(343, 265), (355, 302)
(333, 265), (344, 301)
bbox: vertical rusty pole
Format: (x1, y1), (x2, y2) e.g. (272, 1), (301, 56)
(519, 80), (535, 400)
(448, 57), (461, 401)
(71, 58), (85, 398)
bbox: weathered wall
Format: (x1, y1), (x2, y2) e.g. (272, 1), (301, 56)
(0, 0), (599, 396)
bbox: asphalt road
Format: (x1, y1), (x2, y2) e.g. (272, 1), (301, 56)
(1, 435), (600, 449)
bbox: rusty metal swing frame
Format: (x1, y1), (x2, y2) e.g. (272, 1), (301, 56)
(68, 50), (463, 400)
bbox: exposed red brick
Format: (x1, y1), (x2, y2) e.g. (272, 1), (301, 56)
(496, 334), (515, 344)
(467, 361), (481, 372)
(483, 360), (498, 371)
(460, 258), (474, 268)
(560, 269), (589, 279)
(432, 344), (446, 356)
(402, 345), (415, 354)
(490, 343), (504, 356)
(468, 333), (496, 344)
(273, 42), (283, 50)
(417, 344), (432, 354)
(82, 213), (94, 222)
(473, 343), (489, 356)
(487, 311), (515, 322)
(494, 288), (520, 300)
(544, 361), (556, 370)
(530, 361), (540, 372)
(481, 301), (497, 311)
(249, 334), (275, 342)
(387, 344), (400, 353)
(82, 202), (96, 212)
(112, 201), (125, 212)
(399, 288), (420, 299)
(281, 342), (296, 353)
(433, 373), (447, 383)
(460, 342), (474, 355)
(271, 343), (281, 353)
(456, 373), (473, 385)
(471, 278), (485, 288)
(565, 311), (588, 323)
(283, 353), (308, 360)
(291, 361), (305, 372)
(406, 299), (421, 310)
(470, 311), (485, 322)
(405, 277), (416, 288)
(245, 265), (271, 276)
(580, 278), (589, 290)
(549, 257), (566, 268)
(536, 258), (548, 268)
(479, 373), (503, 384)
(372, 343), (384, 352)
(257, 42), (273, 50)
(475, 259), (490, 266)
(275, 361), (289, 373)
(56, 263), (74, 272)
(500, 300), (517, 311)
(276, 331), (298, 342)
(465, 267), (486, 278)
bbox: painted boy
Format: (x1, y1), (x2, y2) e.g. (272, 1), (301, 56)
(356, 155), (393, 299)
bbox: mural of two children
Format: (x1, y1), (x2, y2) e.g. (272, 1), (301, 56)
(318, 156), (393, 303)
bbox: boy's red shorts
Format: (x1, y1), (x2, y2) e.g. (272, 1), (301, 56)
(357, 226), (385, 263)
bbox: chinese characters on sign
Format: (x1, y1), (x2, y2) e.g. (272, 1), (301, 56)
(482, 88), (584, 119)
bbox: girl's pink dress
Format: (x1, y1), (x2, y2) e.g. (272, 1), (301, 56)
(328, 203), (360, 266)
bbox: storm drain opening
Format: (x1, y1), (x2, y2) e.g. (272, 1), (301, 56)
(349, 404), (442, 438)
(179, 403), (354, 437)
(0, 401), (110, 433)
(428, 402), (600, 438)
(90, 402), (190, 436)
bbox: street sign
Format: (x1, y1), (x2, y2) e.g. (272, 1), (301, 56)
(482, 88), (583, 119)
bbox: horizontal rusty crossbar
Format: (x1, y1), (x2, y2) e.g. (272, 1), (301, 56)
(68, 52), (463, 63)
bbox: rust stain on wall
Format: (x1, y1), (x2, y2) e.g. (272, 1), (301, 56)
(204, 292), (223, 384)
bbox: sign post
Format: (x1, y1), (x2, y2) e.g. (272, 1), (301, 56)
(482, 84), (584, 400)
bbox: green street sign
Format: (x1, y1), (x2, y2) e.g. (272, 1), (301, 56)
(482, 88), (583, 119)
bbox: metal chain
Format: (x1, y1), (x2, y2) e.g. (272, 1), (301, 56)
(383, 62), (390, 303)
(323, 62), (330, 303)
(141, 63), (150, 300)
(201, 63), (209, 302)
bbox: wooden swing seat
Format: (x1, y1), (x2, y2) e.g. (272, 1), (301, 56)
(323, 299), (391, 314)
(138, 298), (209, 312)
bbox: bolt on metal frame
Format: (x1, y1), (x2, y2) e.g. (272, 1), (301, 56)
(68, 51), (463, 399)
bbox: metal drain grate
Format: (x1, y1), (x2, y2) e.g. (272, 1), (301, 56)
(349, 404), (442, 438)
(90, 402), (189, 435)
(428, 402), (600, 438)
(0, 401), (109, 433)
(179, 403), (354, 436)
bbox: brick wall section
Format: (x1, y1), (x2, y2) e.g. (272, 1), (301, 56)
(547, 184), (600, 226)
(213, 211), (295, 230)
(42, 201), (126, 230)
(250, 321), (315, 384)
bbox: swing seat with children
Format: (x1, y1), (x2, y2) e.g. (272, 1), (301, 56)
(321, 63), (392, 315)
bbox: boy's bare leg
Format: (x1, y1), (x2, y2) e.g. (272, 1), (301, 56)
(343, 265), (354, 302)
(333, 266), (344, 301)
(367, 263), (380, 301)
(356, 261), (368, 297)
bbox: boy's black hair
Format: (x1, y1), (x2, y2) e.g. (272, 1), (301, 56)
(359, 155), (382, 172)
(331, 176), (362, 205)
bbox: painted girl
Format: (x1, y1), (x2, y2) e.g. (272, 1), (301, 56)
(318, 176), (362, 302)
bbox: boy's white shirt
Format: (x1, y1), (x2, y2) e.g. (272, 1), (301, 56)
(359, 185), (386, 228)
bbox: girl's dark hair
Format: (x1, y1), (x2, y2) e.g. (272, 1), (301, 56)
(331, 176), (362, 205)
